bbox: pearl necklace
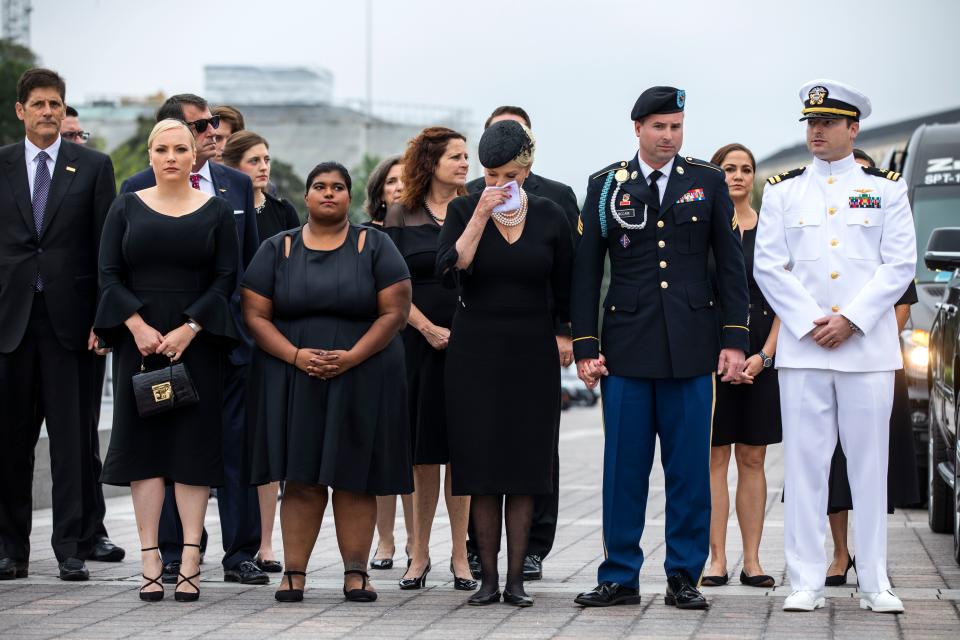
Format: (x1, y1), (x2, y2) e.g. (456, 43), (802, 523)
(491, 188), (528, 227)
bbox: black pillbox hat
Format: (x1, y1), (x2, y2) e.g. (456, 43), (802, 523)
(478, 120), (531, 169)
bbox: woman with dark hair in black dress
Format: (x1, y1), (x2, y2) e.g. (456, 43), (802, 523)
(703, 143), (782, 589)
(437, 121), (573, 607)
(242, 162), (413, 603)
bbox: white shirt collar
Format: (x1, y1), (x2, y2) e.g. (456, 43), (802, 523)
(24, 135), (62, 166)
(193, 160), (213, 183)
(637, 154), (675, 182)
(811, 152), (857, 176)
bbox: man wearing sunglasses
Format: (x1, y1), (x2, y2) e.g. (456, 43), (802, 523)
(60, 106), (90, 145)
(120, 93), (264, 586)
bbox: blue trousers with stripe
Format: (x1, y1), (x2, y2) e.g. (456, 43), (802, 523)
(597, 374), (714, 588)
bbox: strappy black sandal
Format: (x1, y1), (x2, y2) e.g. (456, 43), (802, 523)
(139, 546), (164, 602)
(343, 569), (377, 602)
(275, 570), (306, 603)
(174, 542), (201, 603)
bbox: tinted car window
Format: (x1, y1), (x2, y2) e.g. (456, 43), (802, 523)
(914, 185), (960, 282)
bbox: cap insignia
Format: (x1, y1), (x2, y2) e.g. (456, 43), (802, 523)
(677, 90), (686, 109)
(808, 86), (828, 105)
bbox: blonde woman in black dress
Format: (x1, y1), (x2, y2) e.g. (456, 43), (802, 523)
(96, 120), (239, 602)
(438, 121), (573, 607)
(703, 143), (781, 589)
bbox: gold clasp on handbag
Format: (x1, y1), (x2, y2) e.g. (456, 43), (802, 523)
(151, 382), (173, 402)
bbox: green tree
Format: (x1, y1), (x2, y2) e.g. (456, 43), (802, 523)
(109, 116), (153, 192)
(270, 159), (305, 221)
(0, 39), (38, 145)
(349, 154), (382, 223)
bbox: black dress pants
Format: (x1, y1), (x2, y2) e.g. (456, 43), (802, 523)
(88, 355), (109, 542)
(0, 294), (100, 562)
(159, 361), (261, 569)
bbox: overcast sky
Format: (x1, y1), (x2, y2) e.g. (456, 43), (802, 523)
(27, 0), (960, 193)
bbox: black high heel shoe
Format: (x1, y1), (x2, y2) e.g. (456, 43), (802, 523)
(174, 543), (201, 603)
(343, 569), (378, 602)
(275, 570), (306, 603)
(370, 542), (395, 570)
(467, 589), (501, 606)
(449, 558), (478, 590)
(399, 558), (431, 590)
(825, 555), (855, 587)
(139, 546), (164, 602)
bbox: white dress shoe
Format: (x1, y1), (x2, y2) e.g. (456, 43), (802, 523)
(783, 589), (825, 611)
(859, 590), (903, 613)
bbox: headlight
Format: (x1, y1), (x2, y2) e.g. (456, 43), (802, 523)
(901, 328), (930, 375)
(908, 345), (929, 368)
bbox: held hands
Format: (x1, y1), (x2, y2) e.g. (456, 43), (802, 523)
(556, 336), (573, 368)
(127, 318), (164, 357)
(576, 355), (609, 390)
(421, 324), (450, 350)
(730, 354), (765, 385)
(811, 315), (855, 349)
(474, 185), (511, 221)
(155, 325), (196, 362)
(298, 349), (358, 380)
(717, 348), (746, 383)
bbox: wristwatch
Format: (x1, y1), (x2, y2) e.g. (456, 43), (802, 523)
(185, 320), (201, 334)
(758, 350), (773, 369)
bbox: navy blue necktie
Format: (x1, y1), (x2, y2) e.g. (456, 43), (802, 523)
(33, 150), (51, 290)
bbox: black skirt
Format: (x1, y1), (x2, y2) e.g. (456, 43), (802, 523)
(711, 303), (782, 446)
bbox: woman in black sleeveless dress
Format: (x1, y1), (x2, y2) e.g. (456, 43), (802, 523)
(437, 121), (573, 607)
(704, 144), (782, 589)
(242, 163), (412, 603)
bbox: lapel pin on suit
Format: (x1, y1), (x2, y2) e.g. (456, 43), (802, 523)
(66, 166), (76, 173)
(218, 188), (227, 193)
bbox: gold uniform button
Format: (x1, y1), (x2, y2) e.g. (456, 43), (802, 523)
(798, 219), (804, 225)
(657, 220), (665, 228)
(830, 239), (839, 247)
(659, 260), (667, 268)
(827, 176), (835, 184)
(828, 207), (837, 215)
(660, 281), (669, 289)
(692, 216), (698, 222)
(831, 271), (839, 279)
(864, 218), (870, 224)
(658, 240), (666, 248)
(831, 305), (840, 312)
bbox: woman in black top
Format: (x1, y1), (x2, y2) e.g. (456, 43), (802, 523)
(437, 121), (573, 607)
(222, 130), (300, 243)
(387, 128), (475, 590)
(823, 149), (920, 586)
(222, 129), (300, 572)
(704, 144), (782, 589)
(242, 162), (412, 603)
(95, 120), (239, 602)
(363, 155), (403, 228)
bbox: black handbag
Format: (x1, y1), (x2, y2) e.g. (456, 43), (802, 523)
(131, 358), (199, 418)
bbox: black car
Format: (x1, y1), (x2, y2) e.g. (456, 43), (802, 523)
(886, 123), (960, 500)
(923, 227), (960, 564)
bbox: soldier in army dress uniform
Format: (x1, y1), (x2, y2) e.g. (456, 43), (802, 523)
(571, 87), (749, 609)
(753, 80), (916, 614)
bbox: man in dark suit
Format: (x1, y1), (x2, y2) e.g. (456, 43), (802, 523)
(56, 105), (126, 564)
(120, 94), (265, 585)
(0, 68), (117, 581)
(464, 106), (579, 582)
(571, 87), (748, 609)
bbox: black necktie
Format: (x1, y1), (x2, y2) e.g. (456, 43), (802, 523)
(648, 169), (662, 210)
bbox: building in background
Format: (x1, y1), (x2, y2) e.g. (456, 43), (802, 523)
(1, 0), (32, 47)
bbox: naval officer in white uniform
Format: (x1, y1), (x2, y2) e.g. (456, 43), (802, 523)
(754, 80), (916, 614)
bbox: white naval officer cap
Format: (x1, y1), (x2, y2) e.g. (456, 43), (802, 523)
(798, 79), (872, 121)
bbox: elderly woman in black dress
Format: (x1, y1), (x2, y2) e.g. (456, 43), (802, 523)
(242, 162), (413, 603)
(95, 119), (239, 602)
(437, 121), (573, 607)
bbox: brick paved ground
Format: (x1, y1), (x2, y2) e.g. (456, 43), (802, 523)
(2, 405), (959, 639)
